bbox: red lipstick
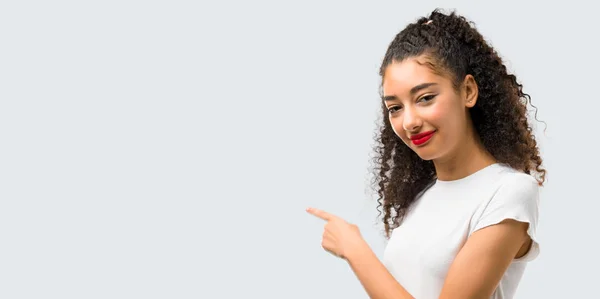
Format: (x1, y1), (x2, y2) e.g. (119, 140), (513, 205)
(410, 130), (435, 146)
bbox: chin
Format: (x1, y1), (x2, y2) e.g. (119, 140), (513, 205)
(411, 146), (442, 161)
(416, 153), (436, 161)
(407, 137), (446, 161)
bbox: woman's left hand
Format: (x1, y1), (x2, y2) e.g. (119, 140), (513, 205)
(306, 207), (367, 260)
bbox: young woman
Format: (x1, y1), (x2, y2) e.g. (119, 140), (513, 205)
(307, 9), (545, 299)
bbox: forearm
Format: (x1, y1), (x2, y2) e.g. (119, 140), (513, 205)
(345, 242), (414, 299)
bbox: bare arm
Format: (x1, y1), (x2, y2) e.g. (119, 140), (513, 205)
(438, 219), (530, 299)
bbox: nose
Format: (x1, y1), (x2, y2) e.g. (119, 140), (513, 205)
(402, 107), (422, 132)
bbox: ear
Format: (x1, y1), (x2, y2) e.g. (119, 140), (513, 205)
(462, 74), (478, 108)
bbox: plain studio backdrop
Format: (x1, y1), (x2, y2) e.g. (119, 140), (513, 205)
(0, 0), (597, 298)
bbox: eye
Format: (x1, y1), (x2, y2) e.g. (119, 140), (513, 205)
(418, 94), (437, 103)
(387, 106), (402, 114)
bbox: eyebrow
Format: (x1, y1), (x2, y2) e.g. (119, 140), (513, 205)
(382, 82), (438, 102)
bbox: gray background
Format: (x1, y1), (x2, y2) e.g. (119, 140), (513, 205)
(1, 0), (597, 298)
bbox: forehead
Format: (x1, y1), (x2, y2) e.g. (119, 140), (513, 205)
(382, 58), (448, 95)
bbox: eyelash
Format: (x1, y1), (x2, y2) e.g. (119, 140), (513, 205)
(387, 94), (437, 114)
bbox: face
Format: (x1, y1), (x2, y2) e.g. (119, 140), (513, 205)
(382, 57), (476, 161)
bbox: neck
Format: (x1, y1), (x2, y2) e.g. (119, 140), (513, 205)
(433, 126), (497, 181)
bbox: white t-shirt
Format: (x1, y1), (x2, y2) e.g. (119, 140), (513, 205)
(382, 163), (540, 299)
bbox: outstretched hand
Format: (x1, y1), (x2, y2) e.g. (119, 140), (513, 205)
(306, 207), (366, 260)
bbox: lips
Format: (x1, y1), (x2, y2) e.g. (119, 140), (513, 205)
(410, 130), (435, 146)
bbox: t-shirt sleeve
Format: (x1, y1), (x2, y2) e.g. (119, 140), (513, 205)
(470, 173), (541, 262)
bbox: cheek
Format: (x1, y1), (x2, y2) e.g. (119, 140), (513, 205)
(426, 100), (464, 130)
(428, 104), (467, 146)
(426, 107), (445, 126)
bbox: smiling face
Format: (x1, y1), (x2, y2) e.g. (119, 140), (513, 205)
(382, 56), (477, 161)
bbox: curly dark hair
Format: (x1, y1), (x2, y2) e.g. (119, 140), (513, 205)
(370, 9), (546, 238)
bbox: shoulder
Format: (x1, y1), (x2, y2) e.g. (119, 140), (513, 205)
(471, 165), (542, 261)
(494, 165), (540, 202)
(469, 164), (541, 238)
(462, 163), (540, 205)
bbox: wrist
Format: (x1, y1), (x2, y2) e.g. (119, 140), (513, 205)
(344, 238), (371, 262)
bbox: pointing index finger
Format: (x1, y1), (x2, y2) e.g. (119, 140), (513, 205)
(306, 207), (333, 221)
